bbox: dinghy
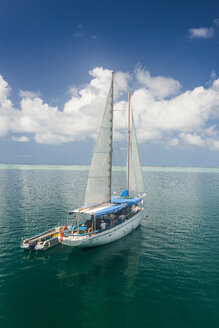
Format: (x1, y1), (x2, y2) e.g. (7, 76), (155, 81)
(21, 226), (62, 251)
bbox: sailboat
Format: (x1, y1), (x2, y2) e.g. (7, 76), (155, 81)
(59, 72), (145, 248)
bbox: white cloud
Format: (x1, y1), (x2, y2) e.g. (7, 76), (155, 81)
(68, 86), (79, 97)
(1, 67), (219, 152)
(20, 90), (41, 98)
(34, 133), (70, 144)
(180, 133), (204, 147)
(0, 67), (130, 145)
(210, 71), (217, 80)
(12, 136), (29, 142)
(167, 138), (179, 147)
(0, 74), (10, 104)
(135, 67), (181, 98)
(189, 27), (214, 39)
(131, 84), (219, 134)
(114, 71), (131, 98)
(0, 116), (9, 137)
(208, 139), (219, 150)
(205, 125), (218, 136)
(0, 75), (16, 137)
(207, 71), (217, 86)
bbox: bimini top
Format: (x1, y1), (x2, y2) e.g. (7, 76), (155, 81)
(69, 202), (126, 217)
(69, 196), (142, 217)
(94, 196), (142, 217)
(111, 196), (142, 206)
(94, 203), (125, 217)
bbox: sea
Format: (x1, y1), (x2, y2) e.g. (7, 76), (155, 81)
(0, 164), (218, 328)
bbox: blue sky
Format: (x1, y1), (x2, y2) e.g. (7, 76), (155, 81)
(0, 0), (219, 166)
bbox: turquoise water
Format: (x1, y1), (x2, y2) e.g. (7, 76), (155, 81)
(1, 164), (219, 173)
(0, 165), (218, 328)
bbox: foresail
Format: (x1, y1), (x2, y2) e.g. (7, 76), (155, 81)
(129, 111), (144, 194)
(84, 77), (113, 206)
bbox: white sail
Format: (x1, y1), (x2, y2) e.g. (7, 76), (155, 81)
(84, 77), (113, 206)
(129, 111), (144, 194)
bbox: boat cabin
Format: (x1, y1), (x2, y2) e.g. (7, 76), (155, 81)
(64, 197), (143, 237)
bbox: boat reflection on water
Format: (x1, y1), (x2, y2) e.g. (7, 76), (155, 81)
(58, 226), (141, 274)
(55, 227), (142, 326)
(21, 226), (142, 273)
(20, 238), (73, 262)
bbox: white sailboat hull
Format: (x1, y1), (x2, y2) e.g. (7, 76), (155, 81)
(60, 210), (143, 248)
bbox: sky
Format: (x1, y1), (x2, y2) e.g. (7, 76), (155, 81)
(1, 0), (219, 166)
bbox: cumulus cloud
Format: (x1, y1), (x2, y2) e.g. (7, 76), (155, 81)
(189, 27), (214, 39)
(68, 86), (79, 97)
(180, 133), (204, 147)
(20, 90), (41, 98)
(167, 138), (179, 147)
(0, 74), (10, 104)
(1, 66), (219, 151)
(208, 139), (219, 150)
(210, 71), (217, 80)
(135, 67), (181, 98)
(0, 74), (16, 137)
(11, 136), (29, 142)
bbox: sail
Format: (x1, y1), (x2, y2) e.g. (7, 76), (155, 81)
(84, 77), (113, 205)
(129, 111), (144, 194)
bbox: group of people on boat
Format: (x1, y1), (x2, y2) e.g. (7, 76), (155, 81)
(79, 203), (141, 235)
(64, 199), (143, 238)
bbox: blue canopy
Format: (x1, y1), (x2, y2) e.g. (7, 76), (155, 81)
(111, 196), (142, 206)
(120, 189), (128, 197)
(68, 196), (141, 216)
(94, 204), (125, 217)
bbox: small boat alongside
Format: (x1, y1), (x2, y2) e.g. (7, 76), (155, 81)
(59, 72), (146, 248)
(21, 226), (62, 251)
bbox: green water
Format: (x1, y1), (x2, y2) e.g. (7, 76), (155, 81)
(0, 165), (218, 328)
(1, 164), (219, 173)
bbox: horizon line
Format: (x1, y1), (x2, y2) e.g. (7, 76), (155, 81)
(0, 163), (219, 172)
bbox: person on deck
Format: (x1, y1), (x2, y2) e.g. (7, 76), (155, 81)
(100, 220), (106, 230)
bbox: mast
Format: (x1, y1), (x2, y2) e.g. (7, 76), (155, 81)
(127, 91), (131, 195)
(109, 71), (114, 202)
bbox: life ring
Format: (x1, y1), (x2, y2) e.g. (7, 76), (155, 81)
(88, 227), (93, 236)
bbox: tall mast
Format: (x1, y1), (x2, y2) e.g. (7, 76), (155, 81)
(109, 71), (114, 201)
(127, 91), (131, 195)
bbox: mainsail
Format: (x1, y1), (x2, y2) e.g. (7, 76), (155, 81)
(84, 75), (113, 206)
(129, 111), (144, 194)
